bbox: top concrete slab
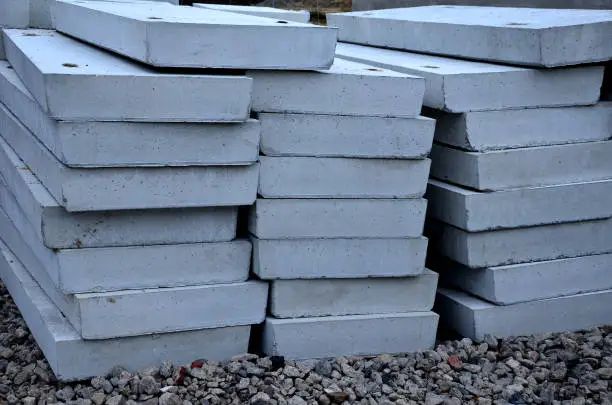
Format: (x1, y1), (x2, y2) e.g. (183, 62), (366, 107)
(3, 29), (252, 122)
(328, 6), (612, 67)
(51, 0), (336, 69)
(193, 3), (310, 23)
(335, 43), (604, 112)
(351, 0), (612, 11)
(249, 58), (425, 117)
(0, 61), (260, 167)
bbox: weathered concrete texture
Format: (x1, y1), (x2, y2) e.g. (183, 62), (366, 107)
(426, 218), (612, 268)
(258, 113), (435, 159)
(29, 0), (54, 28)
(352, 0), (612, 11)
(1, 206), (266, 340)
(430, 141), (612, 191)
(0, 106), (259, 211)
(249, 58), (425, 117)
(0, 138), (240, 248)
(0, 0), (30, 29)
(328, 7), (612, 67)
(52, 0), (336, 69)
(0, 61), (259, 167)
(435, 254), (612, 305)
(3, 29), (252, 122)
(436, 288), (612, 341)
(0, 245), (251, 382)
(249, 198), (427, 239)
(252, 236), (428, 279)
(0, 198), (250, 294)
(424, 103), (612, 152)
(269, 270), (438, 318)
(262, 312), (438, 359)
(259, 156), (430, 198)
(194, 3), (310, 23)
(335, 43), (604, 112)
(426, 179), (612, 232)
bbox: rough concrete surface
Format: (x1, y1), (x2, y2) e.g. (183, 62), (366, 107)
(0, 105), (259, 211)
(52, 0), (336, 69)
(329, 6), (612, 67)
(435, 254), (612, 305)
(430, 140), (612, 191)
(0, 195), (251, 294)
(0, 244), (251, 380)
(426, 179), (612, 231)
(424, 102), (612, 151)
(0, 137), (243, 248)
(258, 156), (430, 198)
(249, 198), (427, 239)
(3, 29), (253, 122)
(249, 58), (425, 117)
(335, 43), (604, 112)
(193, 3), (310, 23)
(426, 218), (612, 268)
(0, 61), (260, 167)
(0, 0), (30, 29)
(258, 112), (435, 158)
(252, 236), (428, 279)
(269, 270), (438, 317)
(436, 288), (612, 341)
(352, 0), (612, 11)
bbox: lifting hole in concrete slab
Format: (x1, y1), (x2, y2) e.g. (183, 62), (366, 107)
(22, 33), (39, 36)
(421, 65), (440, 69)
(148, 17), (163, 20)
(62, 63), (79, 68)
(366, 68), (383, 71)
(276, 20), (289, 24)
(506, 22), (528, 26)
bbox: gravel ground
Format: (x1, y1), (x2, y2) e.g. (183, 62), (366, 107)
(1, 281), (611, 405)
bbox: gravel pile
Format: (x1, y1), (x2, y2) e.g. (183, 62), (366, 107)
(1, 281), (611, 405)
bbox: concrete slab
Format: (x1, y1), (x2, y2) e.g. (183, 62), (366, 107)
(0, 105), (259, 211)
(258, 113), (435, 159)
(426, 179), (612, 232)
(0, 61), (260, 167)
(435, 254), (612, 305)
(252, 236), (427, 279)
(436, 288), (612, 341)
(335, 43), (604, 112)
(0, 244), (251, 382)
(249, 198), (427, 239)
(426, 218), (612, 268)
(0, 197), (251, 294)
(351, 0), (612, 11)
(249, 58), (425, 118)
(262, 312), (438, 359)
(3, 29), (252, 122)
(51, 0), (336, 69)
(0, 138), (240, 248)
(269, 270), (438, 318)
(430, 141), (612, 191)
(0, 0), (30, 29)
(259, 156), (430, 198)
(424, 103), (612, 152)
(29, 0), (53, 28)
(328, 7), (612, 67)
(193, 4), (310, 23)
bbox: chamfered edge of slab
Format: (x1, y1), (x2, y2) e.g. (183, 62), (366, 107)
(193, 4), (311, 23)
(0, 241), (252, 381)
(435, 287), (612, 341)
(262, 311), (439, 359)
(251, 236), (428, 279)
(52, 0), (337, 70)
(269, 269), (439, 318)
(435, 253), (612, 305)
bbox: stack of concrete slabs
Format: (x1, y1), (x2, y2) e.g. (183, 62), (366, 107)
(51, 0), (337, 69)
(193, 3), (311, 23)
(335, 43), (604, 112)
(328, 6), (612, 67)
